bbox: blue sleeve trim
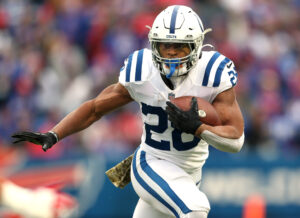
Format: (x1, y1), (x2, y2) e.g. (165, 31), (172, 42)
(202, 52), (220, 86)
(135, 49), (144, 81)
(213, 57), (230, 87)
(125, 53), (133, 82)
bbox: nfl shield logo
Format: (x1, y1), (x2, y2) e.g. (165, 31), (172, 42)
(168, 93), (175, 100)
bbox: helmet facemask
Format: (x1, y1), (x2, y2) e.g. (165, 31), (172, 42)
(150, 40), (202, 78)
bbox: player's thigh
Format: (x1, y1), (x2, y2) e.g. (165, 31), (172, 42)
(133, 198), (173, 218)
(131, 148), (210, 218)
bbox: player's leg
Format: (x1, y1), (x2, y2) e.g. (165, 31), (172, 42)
(0, 178), (78, 218)
(133, 198), (173, 218)
(131, 148), (210, 218)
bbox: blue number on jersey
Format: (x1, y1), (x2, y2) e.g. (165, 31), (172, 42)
(172, 127), (200, 151)
(228, 70), (238, 86)
(141, 103), (200, 151)
(141, 103), (170, 150)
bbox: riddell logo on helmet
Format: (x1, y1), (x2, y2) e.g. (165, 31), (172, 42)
(166, 35), (176, 38)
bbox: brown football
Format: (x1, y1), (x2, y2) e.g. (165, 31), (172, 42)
(170, 96), (221, 126)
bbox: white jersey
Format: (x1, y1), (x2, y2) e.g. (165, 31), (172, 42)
(119, 48), (237, 173)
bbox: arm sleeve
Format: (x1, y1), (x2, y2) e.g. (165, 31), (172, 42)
(201, 130), (244, 153)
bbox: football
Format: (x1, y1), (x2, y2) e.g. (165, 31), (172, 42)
(170, 96), (221, 126)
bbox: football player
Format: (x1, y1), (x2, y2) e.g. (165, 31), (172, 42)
(0, 178), (78, 218)
(12, 5), (244, 218)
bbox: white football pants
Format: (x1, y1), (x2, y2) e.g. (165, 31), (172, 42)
(131, 147), (210, 218)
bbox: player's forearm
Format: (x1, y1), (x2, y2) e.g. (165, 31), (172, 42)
(50, 83), (133, 141)
(195, 124), (242, 139)
(51, 100), (101, 140)
(195, 124), (244, 153)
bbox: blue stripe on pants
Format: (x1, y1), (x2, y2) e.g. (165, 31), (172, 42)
(132, 149), (179, 218)
(140, 151), (192, 214)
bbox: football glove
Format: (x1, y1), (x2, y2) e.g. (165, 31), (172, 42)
(11, 131), (58, 152)
(166, 97), (202, 134)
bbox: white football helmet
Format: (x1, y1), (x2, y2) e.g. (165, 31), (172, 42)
(148, 5), (211, 78)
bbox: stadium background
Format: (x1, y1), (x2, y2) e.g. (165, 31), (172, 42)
(0, 0), (299, 217)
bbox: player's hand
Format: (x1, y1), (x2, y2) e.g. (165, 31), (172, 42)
(11, 131), (58, 152)
(166, 97), (202, 134)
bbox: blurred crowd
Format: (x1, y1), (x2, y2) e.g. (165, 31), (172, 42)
(0, 0), (299, 160)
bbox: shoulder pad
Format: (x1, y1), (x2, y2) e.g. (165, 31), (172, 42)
(119, 49), (152, 85)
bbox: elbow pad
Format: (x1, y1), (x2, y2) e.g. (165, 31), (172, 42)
(200, 130), (244, 153)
